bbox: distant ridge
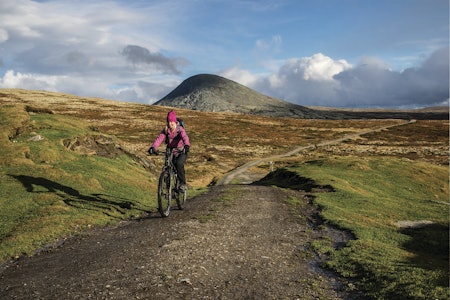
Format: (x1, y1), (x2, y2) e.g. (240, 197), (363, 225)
(154, 74), (327, 119)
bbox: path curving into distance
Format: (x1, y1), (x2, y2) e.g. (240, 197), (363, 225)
(217, 119), (416, 185)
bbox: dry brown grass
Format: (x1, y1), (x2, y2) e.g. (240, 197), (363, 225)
(313, 120), (449, 165)
(1, 88), (448, 186)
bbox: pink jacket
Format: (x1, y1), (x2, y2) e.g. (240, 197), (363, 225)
(151, 125), (190, 156)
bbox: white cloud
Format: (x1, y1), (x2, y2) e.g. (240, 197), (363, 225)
(0, 0), (188, 104)
(237, 48), (449, 108)
(0, 69), (175, 104)
(288, 53), (352, 81)
(220, 66), (259, 87)
(255, 35), (282, 53)
(245, 53), (352, 105)
(1, 70), (55, 90)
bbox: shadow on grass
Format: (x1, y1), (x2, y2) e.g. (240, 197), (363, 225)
(253, 167), (335, 192)
(9, 174), (149, 218)
(400, 223), (449, 272)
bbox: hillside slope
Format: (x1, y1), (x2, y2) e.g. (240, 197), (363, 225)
(155, 74), (327, 119)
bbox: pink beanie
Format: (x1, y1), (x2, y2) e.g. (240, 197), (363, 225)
(167, 110), (177, 123)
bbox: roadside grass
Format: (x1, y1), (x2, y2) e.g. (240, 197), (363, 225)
(261, 156), (448, 299)
(0, 105), (157, 261)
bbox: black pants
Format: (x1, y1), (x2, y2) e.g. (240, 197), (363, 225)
(173, 153), (187, 185)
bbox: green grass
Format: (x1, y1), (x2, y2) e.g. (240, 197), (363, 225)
(0, 105), (157, 261)
(260, 156), (449, 300)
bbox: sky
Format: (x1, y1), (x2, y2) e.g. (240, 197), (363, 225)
(0, 0), (448, 108)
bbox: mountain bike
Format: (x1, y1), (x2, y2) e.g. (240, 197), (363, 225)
(155, 147), (187, 217)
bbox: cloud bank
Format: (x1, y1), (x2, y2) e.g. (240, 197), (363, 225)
(224, 48), (449, 108)
(0, 0), (185, 103)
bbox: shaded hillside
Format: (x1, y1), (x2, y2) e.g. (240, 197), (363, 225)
(155, 74), (449, 120)
(155, 74), (327, 119)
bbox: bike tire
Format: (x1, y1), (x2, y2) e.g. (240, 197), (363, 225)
(157, 171), (171, 217)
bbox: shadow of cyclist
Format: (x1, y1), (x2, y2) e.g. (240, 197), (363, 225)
(9, 174), (145, 217)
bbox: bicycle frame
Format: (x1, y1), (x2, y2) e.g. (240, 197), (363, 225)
(162, 147), (178, 185)
(157, 147), (185, 217)
(163, 147), (175, 172)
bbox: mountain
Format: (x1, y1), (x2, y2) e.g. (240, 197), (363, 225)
(154, 74), (449, 120)
(154, 74), (327, 119)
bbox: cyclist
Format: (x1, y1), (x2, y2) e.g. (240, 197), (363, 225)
(148, 110), (190, 191)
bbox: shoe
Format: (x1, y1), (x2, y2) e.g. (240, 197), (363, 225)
(179, 184), (187, 192)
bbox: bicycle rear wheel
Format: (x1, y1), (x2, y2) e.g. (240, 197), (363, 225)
(157, 171), (171, 217)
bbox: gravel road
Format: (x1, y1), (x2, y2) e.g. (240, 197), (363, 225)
(0, 184), (353, 299)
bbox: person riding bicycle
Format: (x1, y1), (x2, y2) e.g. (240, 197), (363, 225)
(148, 110), (190, 191)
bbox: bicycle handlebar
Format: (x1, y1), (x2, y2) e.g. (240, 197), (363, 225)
(146, 150), (159, 156)
(147, 146), (184, 157)
(146, 147), (176, 156)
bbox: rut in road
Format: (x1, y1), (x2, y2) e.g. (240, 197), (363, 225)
(0, 185), (350, 299)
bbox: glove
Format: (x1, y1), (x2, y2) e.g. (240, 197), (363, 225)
(148, 147), (158, 155)
(183, 145), (190, 154)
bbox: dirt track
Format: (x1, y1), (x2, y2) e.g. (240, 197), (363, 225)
(0, 184), (354, 299)
(218, 120), (415, 185)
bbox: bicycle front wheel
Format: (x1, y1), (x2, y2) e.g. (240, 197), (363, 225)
(157, 171), (171, 217)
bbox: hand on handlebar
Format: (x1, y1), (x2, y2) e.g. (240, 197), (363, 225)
(147, 147), (159, 155)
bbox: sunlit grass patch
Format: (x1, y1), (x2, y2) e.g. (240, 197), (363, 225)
(0, 106), (157, 261)
(270, 156), (448, 299)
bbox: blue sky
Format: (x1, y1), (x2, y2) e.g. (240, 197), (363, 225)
(0, 0), (448, 108)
